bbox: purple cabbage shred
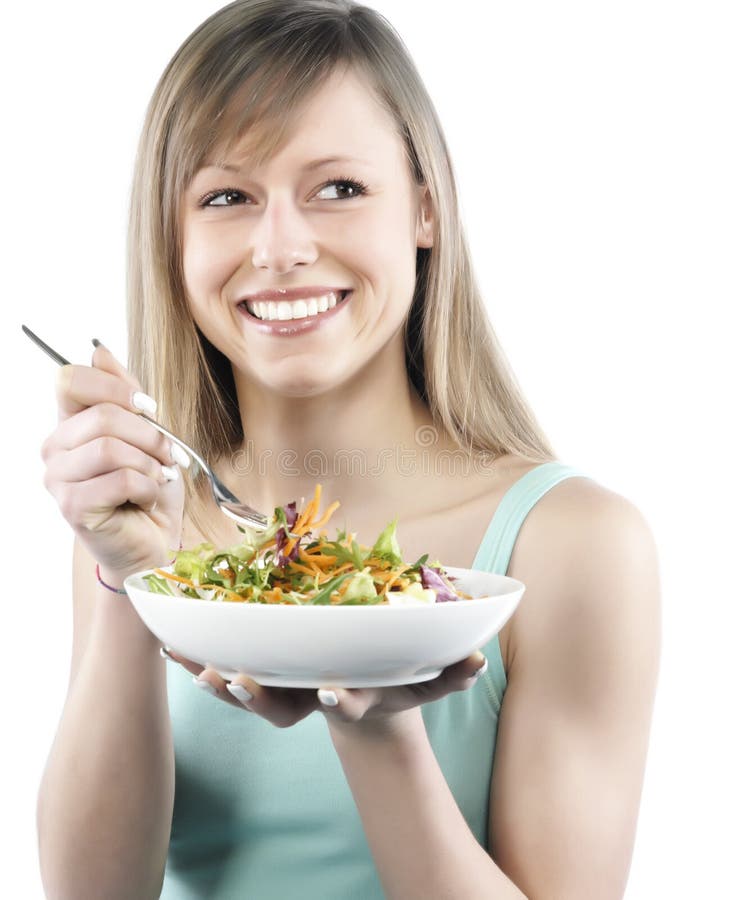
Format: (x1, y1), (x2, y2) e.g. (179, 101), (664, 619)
(419, 564), (458, 602)
(275, 501), (302, 567)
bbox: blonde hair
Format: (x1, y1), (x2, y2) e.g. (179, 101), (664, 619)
(127, 0), (556, 535)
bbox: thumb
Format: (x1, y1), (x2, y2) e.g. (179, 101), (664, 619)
(90, 338), (141, 391)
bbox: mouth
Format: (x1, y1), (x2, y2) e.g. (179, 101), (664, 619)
(238, 290), (351, 322)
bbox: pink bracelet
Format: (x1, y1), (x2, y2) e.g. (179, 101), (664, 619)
(95, 543), (184, 595)
(95, 563), (128, 595)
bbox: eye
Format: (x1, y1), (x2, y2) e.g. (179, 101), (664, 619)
(199, 188), (248, 207)
(197, 177), (369, 208)
(315, 178), (369, 201)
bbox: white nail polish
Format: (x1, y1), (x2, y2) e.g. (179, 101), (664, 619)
(193, 676), (218, 696)
(170, 443), (191, 469)
(472, 658), (488, 679)
(226, 683), (254, 706)
(132, 391), (158, 415)
(161, 465), (179, 481)
(317, 689), (339, 707)
(160, 647), (175, 662)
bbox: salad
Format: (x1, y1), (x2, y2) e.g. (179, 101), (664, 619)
(144, 484), (471, 606)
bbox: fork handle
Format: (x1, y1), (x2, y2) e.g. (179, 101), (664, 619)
(139, 413), (210, 477)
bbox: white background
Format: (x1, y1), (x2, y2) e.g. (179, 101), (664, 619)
(2, 1), (735, 896)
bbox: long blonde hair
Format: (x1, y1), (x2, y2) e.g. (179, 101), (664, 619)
(127, 0), (556, 535)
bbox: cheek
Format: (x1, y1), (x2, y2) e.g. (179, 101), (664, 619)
(341, 202), (418, 287)
(182, 226), (237, 300)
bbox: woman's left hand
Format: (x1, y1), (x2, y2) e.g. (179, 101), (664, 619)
(163, 648), (488, 733)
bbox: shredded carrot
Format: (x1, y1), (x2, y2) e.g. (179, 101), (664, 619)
(302, 546), (336, 558)
(381, 568), (410, 594)
(288, 484), (340, 549)
(263, 586), (286, 604)
(300, 554), (338, 568)
(363, 557), (391, 570)
(288, 561), (318, 576)
(150, 484), (464, 606)
(297, 547), (321, 561)
(296, 550), (328, 576)
(152, 569), (248, 603)
(310, 500), (341, 531)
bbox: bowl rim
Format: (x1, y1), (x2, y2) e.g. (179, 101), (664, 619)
(124, 566), (525, 609)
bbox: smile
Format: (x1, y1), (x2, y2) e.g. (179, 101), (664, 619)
(241, 290), (349, 321)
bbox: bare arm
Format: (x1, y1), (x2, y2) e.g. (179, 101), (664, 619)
(489, 483), (661, 899)
(326, 483), (660, 900)
(329, 711), (527, 900)
(36, 342), (185, 898)
(37, 539), (174, 900)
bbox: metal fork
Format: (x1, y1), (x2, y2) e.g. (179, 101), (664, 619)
(22, 325), (270, 532)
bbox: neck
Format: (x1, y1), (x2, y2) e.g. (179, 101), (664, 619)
(223, 334), (453, 521)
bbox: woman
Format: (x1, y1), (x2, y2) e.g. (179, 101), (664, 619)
(36, 1), (660, 898)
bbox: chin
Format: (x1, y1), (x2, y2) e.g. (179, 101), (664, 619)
(263, 374), (335, 399)
(276, 383), (328, 398)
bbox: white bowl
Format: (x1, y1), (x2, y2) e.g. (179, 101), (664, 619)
(124, 566), (525, 688)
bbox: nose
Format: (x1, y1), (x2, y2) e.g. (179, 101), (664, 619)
(250, 196), (319, 274)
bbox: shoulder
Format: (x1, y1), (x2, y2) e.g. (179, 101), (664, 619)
(505, 474), (661, 678)
(532, 473), (655, 540)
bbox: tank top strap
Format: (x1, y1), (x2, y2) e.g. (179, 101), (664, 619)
(472, 461), (591, 576)
(469, 462), (590, 706)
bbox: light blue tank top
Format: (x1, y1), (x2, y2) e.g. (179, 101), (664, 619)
(160, 462), (587, 899)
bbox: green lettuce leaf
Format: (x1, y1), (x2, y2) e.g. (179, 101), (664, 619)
(340, 568), (378, 604)
(370, 517), (403, 566)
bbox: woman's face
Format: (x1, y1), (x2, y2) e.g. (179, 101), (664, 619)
(180, 66), (433, 398)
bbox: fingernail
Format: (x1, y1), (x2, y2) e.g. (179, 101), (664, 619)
(226, 683), (254, 707)
(132, 391), (157, 415)
(193, 676), (218, 696)
(161, 465), (179, 481)
(170, 443), (191, 469)
(91, 338), (103, 348)
(317, 689), (339, 707)
(472, 657), (488, 679)
(160, 646), (175, 662)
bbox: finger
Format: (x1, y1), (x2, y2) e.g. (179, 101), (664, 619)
(226, 675), (318, 727)
(161, 648), (204, 677)
(191, 666), (239, 704)
(91, 340), (141, 391)
(382, 652), (488, 710)
(44, 436), (176, 487)
(54, 467), (163, 530)
(55, 363), (157, 422)
(417, 651), (488, 699)
(42, 402), (186, 468)
(315, 686), (383, 722)
(443, 651), (488, 685)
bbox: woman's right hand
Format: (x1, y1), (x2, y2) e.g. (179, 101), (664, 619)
(41, 342), (187, 581)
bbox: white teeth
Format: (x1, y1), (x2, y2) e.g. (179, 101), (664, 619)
(245, 290), (346, 321)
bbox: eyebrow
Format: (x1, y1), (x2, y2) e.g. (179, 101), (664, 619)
(202, 155), (372, 174)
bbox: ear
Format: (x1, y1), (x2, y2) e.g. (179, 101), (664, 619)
(415, 185), (434, 249)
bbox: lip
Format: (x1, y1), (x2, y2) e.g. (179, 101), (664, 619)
(237, 290), (353, 337)
(239, 286), (351, 303)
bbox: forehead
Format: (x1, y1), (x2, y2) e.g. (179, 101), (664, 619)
(209, 67), (404, 173)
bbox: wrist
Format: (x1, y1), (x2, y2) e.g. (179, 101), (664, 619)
(97, 541), (183, 591)
(327, 706), (426, 747)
